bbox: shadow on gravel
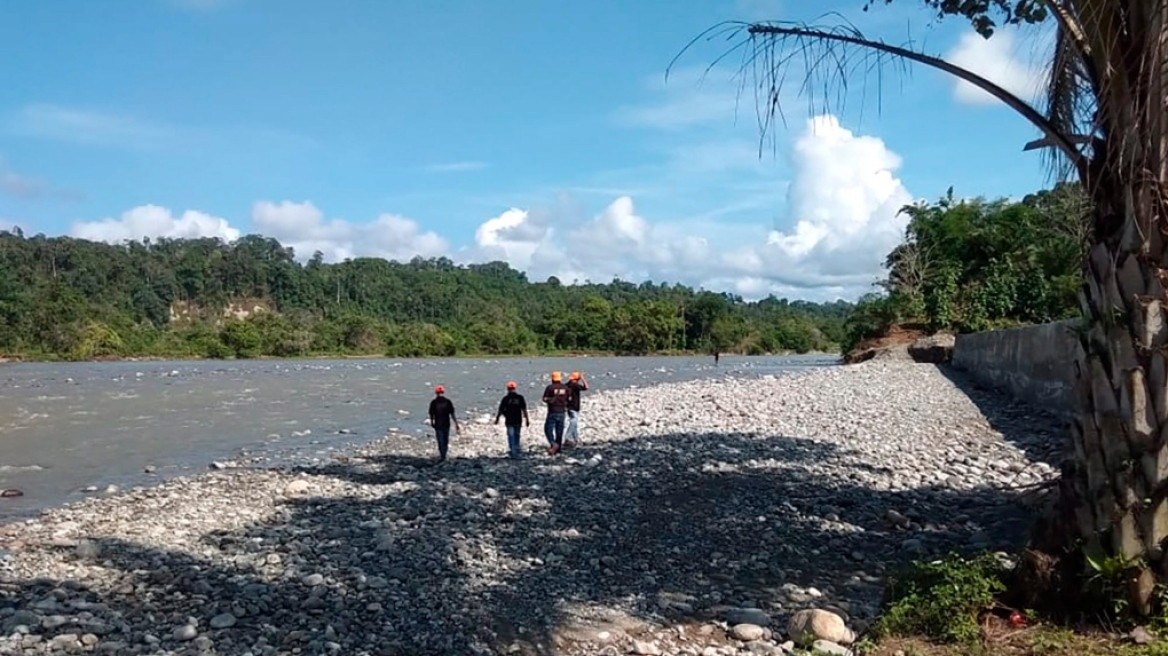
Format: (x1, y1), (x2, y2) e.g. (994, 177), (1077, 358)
(934, 364), (1069, 469)
(1, 431), (1046, 656)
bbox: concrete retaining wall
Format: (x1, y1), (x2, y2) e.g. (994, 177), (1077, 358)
(951, 320), (1082, 415)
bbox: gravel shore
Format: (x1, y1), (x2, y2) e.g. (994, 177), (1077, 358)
(0, 361), (1065, 656)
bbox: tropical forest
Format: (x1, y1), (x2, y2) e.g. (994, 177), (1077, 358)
(0, 182), (1088, 362)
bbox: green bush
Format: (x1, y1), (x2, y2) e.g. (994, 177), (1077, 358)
(872, 552), (1009, 646)
(220, 319), (263, 358)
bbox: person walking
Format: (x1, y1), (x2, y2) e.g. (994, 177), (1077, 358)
(564, 371), (589, 447)
(427, 385), (460, 463)
(494, 381), (529, 459)
(542, 371), (569, 455)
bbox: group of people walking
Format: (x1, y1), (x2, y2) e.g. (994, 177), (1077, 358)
(426, 370), (589, 461)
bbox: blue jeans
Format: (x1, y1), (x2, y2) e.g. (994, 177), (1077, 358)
(566, 409), (581, 443)
(434, 428), (450, 460)
(505, 424), (522, 458)
(544, 412), (565, 446)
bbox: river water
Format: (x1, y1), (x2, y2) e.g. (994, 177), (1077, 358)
(0, 354), (834, 522)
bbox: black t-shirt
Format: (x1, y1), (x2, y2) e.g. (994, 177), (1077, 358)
(428, 396), (456, 430)
(566, 380), (588, 411)
(497, 392), (527, 426)
(543, 382), (569, 413)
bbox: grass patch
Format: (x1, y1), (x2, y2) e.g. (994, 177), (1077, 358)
(871, 552), (1010, 645)
(861, 551), (1167, 656)
(863, 627), (1166, 656)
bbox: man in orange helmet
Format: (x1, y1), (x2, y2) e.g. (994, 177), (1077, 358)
(427, 384), (460, 463)
(565, 371), (589, 447)
(494, 380), (529, 459)
(541, 371), (569, 455)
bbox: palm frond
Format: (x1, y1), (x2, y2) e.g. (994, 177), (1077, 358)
(1043, 22), (1099, 181)
(673, 17), (1090, 181)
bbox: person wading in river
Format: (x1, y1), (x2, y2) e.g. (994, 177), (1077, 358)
(427, 385), (460, 463)
(564, 371), (589, 447)
(542, 371), (569, 455)
(494, 381), (529, 459)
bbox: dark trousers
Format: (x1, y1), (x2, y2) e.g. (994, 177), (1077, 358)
(434, 428), (450, 460)
(505, 425), (521, 458)
(544, 412), (565, 446)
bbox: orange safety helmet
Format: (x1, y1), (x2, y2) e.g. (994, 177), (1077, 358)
(506, 381), (517, 389)
(434, 385), (445, 394)
(551, 371), (562, 382)
(569, 371), (581, 381)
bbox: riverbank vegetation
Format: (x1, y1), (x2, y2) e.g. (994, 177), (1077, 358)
(0, 228), (850, 361)
(0, 182), (1091, 363)
(843, 182), (1089, 354)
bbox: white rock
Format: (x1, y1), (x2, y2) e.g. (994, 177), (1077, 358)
(173, 624), (197, 641)
(631, 640), (661, 655)
(730, 623), (766, 641)
(811, 640), (853, 656)
(283, 480), (312, 496)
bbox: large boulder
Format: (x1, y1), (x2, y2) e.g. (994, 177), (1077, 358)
(788, 608), (855, 646)
(907, 333), (955, 364)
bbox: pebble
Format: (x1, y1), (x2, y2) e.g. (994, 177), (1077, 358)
(730, 623), (766, 641)
(0, 362), (1063, 656)
(173, 624), (197, 641)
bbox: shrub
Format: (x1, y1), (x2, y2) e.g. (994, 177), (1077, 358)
(872, 552), (1009, 646)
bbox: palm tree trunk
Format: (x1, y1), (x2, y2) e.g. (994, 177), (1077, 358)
(1058, 0), (1168, 615)
(1069, 225), (1166, 614)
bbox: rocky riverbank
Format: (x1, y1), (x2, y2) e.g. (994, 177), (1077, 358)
(0, 361), (1065, 655)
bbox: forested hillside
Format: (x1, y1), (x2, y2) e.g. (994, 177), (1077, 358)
(0, 229), (850, 360)
(844, 182), (1089, 352)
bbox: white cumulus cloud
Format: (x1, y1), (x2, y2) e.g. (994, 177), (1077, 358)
(251, 201), (448, 262)
(70, 205), (241, 243)
(67, 201), (448, 266)
(945, 28), (1046, 105)
(62, 114), (911, 301)
(460, 114), (911, 299)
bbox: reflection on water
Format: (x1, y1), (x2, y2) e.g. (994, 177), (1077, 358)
(0, 354), (834, 522)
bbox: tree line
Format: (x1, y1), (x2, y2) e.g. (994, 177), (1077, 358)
(843, 182), (1089, 352)
(0, 228), (851, 360)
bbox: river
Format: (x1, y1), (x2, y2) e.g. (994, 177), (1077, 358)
(0, 354), (834, 522)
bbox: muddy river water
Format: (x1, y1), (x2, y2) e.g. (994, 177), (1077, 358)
(0, 354), (834, 522)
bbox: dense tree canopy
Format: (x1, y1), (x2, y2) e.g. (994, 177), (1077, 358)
(843, 182), (1089, 351)
(0, 228), (850, 360)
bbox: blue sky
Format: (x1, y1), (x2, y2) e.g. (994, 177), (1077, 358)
(0, 0), (1056, 301)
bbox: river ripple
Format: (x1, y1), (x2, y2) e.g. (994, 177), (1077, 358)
(0, 354), (833, 522)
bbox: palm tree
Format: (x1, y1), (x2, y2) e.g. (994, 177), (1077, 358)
(682, 1), (1168, 615)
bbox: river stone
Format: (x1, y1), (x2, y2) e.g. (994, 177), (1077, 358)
(811, 639), (853, 656)
(788, 609), (854, 646)
(2, 609), (41, 633)
(75, 539), (101, 560)
(730, 623), (766, 641)
(209, 612), (237, 629)
(173, 624), (198, 641)
(50, 634), (79, 649)
(284, 480), (312, 496)
(631, 640), (661, 655)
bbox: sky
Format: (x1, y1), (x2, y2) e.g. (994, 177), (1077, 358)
(0, 0), (1058, 302)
